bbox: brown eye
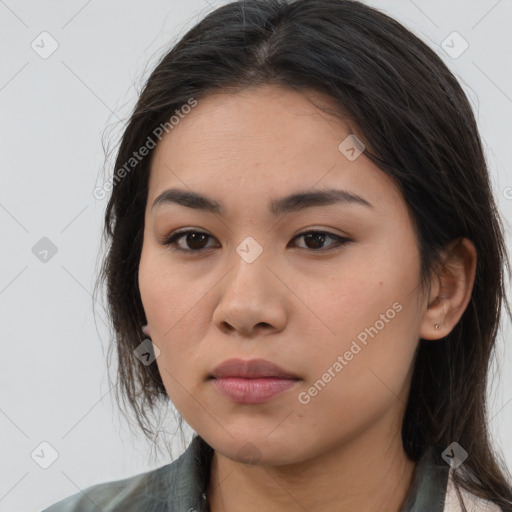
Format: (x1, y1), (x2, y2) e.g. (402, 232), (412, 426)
(163, 230), (217, 252)
(291, 230), (351, 251)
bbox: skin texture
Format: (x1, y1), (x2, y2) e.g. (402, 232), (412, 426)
(138, 84), (477, 512)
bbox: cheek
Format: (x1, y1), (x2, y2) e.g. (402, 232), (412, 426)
(306, 255), (407, 342)
(295, 305), (419, 443)
(139, 250), (171, 329)
(297, 250), (421, 402)
(138, 248), (210, 391)
(139, 248), (197, 332)
(302, 299), (417, 386)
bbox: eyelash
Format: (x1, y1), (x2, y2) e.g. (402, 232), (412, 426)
(161, 229), (351, 254)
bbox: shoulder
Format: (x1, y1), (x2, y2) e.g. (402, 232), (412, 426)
(444, 470), (503, 512)
(41, 434), (213, 512)
(41, 462), (175, 512)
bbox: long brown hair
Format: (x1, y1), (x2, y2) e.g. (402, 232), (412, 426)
(93, 0), (512, 508)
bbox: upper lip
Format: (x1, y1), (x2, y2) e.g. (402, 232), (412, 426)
(210, 358), (300, 379)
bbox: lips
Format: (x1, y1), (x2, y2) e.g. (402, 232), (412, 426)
(209, 358), (301, 404)
(210, 358), (300, 379)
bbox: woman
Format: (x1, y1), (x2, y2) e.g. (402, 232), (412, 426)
(43, 0), (512, 510)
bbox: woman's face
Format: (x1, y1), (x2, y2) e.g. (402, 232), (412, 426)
(138, 85), (429, 464)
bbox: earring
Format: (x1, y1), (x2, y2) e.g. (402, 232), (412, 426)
(435, 324), (440, 329)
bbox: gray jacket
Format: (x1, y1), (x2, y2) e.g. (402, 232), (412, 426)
(41, 435), (502, 512)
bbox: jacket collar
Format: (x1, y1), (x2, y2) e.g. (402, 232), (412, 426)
(399, 445), (450, 511)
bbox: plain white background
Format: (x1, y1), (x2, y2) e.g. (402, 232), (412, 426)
(0, 1), (511, 510)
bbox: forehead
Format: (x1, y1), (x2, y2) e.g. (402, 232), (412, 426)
(147, 85), (402, 214)
(151, 85), (347, 170)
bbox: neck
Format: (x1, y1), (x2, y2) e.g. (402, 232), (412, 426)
(206, 421), (416, 512)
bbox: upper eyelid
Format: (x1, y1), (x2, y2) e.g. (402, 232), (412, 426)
(164, 228), (348, 248)
(167, 228), (345, 239)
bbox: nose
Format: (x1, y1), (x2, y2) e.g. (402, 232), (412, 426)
(212, 243), (288, 338)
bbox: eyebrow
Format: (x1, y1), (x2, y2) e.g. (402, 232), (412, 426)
(151, 187), (373, 216)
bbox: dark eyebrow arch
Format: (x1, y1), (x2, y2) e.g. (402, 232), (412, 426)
(152, 187), (373, 216)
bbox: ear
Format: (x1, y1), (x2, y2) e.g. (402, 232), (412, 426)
(419, 237), (477, 340)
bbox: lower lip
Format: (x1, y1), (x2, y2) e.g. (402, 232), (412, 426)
(211, 377), (300, 404)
